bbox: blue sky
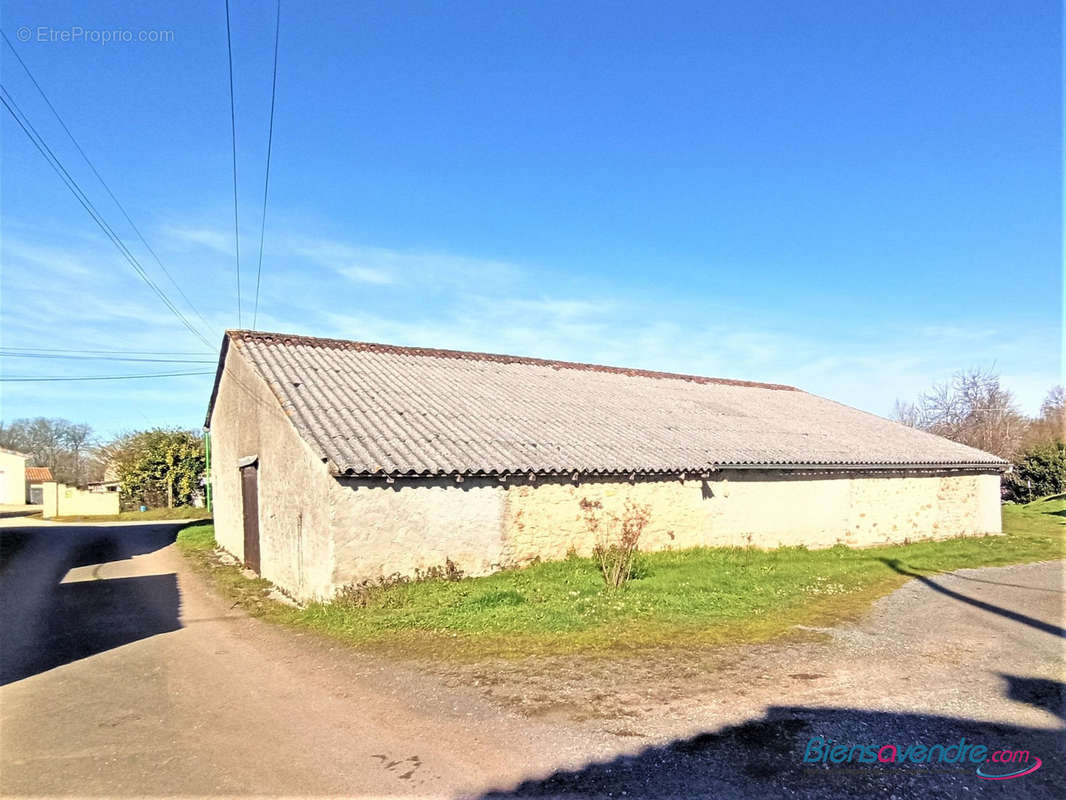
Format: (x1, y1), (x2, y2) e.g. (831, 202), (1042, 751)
(1, 0), (1061, 440)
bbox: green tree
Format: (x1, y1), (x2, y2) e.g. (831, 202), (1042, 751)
(1005, 441), (1066, 502)
(1005, 387), (1065, 502)
(110, 429), (205, 509)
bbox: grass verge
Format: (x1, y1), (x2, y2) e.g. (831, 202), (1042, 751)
(177, 520), (280, 615)
(52, 507), (212, 523)
(177, 497), (1064, 659)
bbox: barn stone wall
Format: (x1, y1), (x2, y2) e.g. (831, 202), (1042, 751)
(209, 343), (336, 600)
(500, 470), (1002, 565)
(329, 478), (508, 589)
(322, 469), (1001, 598)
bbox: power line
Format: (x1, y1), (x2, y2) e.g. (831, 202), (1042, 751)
(0, 86), (213, 349)
(1, 371), (215, 382)
(0, 29), (215, 334)
(0, 346), (212, 356)
(0, 87), (214, 349)
(0, 351), (215, 363)
(253, 0), (281, 330)
(225, 0), (242, 328)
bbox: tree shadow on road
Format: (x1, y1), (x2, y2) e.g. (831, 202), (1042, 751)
(66, 524), (179, 568)
(0, 529), (35, 571)
(0, 573), (181, 684)
(1001, 674), (1065, 722)
(0, 524), (182, 685)
(877, 558), (1065, 639)
(476, 682), (1065, 799)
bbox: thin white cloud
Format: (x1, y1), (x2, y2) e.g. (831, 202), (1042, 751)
(479, 296), (611, 319)
(338, 265), (394, 285)
(283, 236), (524, 290)
(2, 238), (95, 279)
(160, 225), (235, 256)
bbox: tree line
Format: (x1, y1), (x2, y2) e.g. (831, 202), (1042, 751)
(0, 418), (96, 485)
(894, 369), (1064, 501)
(0, 419), (205, 509)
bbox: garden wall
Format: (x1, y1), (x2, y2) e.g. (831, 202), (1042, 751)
(41, 482), (120, 518)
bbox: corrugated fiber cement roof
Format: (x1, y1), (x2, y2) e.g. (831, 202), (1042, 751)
(212, 330), (1007, 478)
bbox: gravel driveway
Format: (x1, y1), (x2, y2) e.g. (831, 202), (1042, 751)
(473, 560), (1065, 798)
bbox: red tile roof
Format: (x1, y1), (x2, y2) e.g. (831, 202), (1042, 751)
(25, 467), (53, 482)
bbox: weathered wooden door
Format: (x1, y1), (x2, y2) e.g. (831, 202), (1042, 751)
(240, 463), (261, 572)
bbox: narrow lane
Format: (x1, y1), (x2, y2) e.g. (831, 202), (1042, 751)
(0, 521), (553, 797)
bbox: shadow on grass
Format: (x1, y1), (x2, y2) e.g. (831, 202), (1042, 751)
(478, 678), (1065, 799)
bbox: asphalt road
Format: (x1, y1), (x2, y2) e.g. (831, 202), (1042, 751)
(0, 519), (1062, 798)
(0, 519), (585, 797)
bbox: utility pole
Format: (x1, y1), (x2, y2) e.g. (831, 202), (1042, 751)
(204, 428), (213, 512)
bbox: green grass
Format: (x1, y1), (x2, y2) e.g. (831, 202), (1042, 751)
(177, 497), (1064, 658)
(175, 519), (219, 551)
(177, 519), (280, 614)
(52, 506), (212, 523)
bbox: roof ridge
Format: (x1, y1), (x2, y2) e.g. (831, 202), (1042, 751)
(226, 329), (800, 392)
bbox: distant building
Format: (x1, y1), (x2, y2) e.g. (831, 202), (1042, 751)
(205, 330), (1007, 602)
(25, 467), (54, 504)
(0, 448), (29, 506)
(86, 480), (121, 494)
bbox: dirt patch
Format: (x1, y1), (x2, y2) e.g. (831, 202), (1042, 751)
(417, 639), (817, 724)
(395, 561), (1066, 745)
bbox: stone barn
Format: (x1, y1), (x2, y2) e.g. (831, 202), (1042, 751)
(205, 330), (1005, 601)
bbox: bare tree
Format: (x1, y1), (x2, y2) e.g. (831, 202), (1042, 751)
(62, 423), (95, 486)
(1025, 385), (1065, 447)
(0, 417), (97, 485)
(892, 399), (922, 429)
(892, 368), (1028, 459)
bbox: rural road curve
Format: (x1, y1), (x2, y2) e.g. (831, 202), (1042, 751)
(1, 520), (1063, 798)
